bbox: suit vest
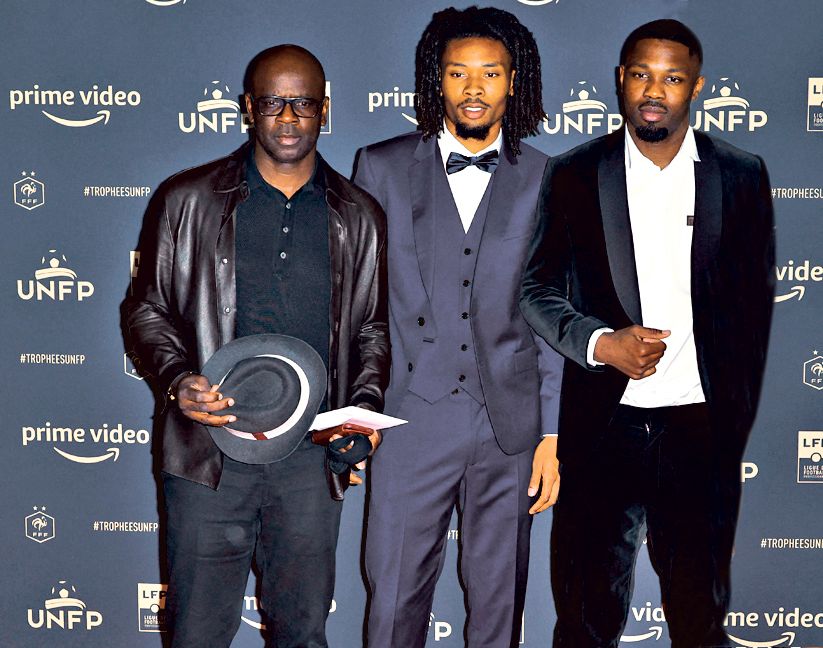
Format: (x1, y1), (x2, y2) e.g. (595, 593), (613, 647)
(411, 158), (494, 404)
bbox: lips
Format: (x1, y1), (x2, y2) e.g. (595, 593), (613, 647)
(274, 132), (301, 146)
(638, 102), (667, 123)
(459, 101), (490, 120)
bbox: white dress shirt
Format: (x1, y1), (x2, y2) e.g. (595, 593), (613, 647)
(437, 122), (502, 232)
(588, 127), (706, 407)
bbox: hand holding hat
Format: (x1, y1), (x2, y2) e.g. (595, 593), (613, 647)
(175, 374), (237, 427)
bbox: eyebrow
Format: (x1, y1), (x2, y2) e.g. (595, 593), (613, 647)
(627, 62), (688, 73)
(443, 61), (505, 68)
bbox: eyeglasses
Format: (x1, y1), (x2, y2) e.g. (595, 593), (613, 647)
(251, 95), (324, 118)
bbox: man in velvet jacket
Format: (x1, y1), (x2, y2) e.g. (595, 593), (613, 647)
(353, 7), (562, 648)
(520, 20), (774, 648)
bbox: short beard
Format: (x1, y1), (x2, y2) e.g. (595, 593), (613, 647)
(454, 119), (492, 141)
(635, 124), (669, 143)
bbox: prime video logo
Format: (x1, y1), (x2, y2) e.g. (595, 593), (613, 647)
(774, 260), (823, 303)
(9, 84), (141, 127)
(368, 87), (417, 125)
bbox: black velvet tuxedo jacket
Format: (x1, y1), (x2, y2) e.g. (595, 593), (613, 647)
(520, 129), (775, 466)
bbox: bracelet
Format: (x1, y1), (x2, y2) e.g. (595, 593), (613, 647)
(167, 371), (196, 401)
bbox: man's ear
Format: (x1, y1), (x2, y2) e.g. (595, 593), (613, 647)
(692, 75), (705, 101)
(509, 69), (516, 96)
(320, 96), (329, 127)
(244, 94), (255, 127)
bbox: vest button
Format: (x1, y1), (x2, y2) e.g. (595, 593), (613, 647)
(458, 374), (466, 382)
(461, 344), (468, 351)
(221, 257), (228, 264)
(462, 279), (470, 287)
(417, 317), (425, 326)
(408, 362), (413, 372)
(461, 312), (468, 319)
(464, 248), (471, 255)
(451, 389), (459, 395)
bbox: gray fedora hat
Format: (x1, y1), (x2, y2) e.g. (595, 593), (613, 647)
(200, 334), (326, 464)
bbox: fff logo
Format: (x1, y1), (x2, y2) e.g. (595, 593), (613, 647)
(25, 507), (55, 543)
(804, 354), (823, 391)
(14, 172), (45, 210)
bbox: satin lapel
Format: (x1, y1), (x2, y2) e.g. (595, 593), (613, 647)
(692, 133), (722, 299)
(410, 136), (438, 299)
(598, 132), (642, 323)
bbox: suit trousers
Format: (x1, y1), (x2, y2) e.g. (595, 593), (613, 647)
(366, 389), (534, 648)
(162, 437), (341, 648)
(551, 403), (740, 648)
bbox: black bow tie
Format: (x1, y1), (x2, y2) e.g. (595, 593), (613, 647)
(446, 150), (499, 175)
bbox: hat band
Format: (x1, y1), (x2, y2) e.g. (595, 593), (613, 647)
(220, 354), (311, 440)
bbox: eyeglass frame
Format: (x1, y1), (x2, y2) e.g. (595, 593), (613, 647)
(248, 94), (326, 119)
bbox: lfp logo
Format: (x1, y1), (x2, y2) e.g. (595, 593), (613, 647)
(808, 78), (823, 132)
(544, 80), (623, 136)
(798, 431), (823, 483)
(693, 76), (767, 132)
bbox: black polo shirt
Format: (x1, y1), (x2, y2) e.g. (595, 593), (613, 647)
(235, 149), (331, 381)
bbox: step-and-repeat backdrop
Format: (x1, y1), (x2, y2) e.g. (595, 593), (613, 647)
(2, 1), (821, 646)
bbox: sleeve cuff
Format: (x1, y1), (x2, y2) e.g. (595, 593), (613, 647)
(587, 328), (613, 367)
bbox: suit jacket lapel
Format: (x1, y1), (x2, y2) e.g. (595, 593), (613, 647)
(692, 132), (722, 296)
(598, 131), (642, 323)
(481, 144), (521, 241)
(409, 136), (438, 299)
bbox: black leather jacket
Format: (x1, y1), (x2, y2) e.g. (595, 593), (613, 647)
(123, 143), (389, 488)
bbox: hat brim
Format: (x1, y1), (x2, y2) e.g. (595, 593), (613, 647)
(200, 334), (326, 464)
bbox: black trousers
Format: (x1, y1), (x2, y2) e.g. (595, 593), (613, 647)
(551, 403), (741, 648)
(162, 437), (342, 648)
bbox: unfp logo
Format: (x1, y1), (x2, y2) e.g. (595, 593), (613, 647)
(808, 78), (823, 132)
(693, 76), (767, 132)
(14, 171), (45, 210)
(28, 580), (103, 631)
(9, 84), (141, 127)
(774, 259), (823, 303)
(179, 80), (331, 135)
(543, 80), (623, 136)
(368, 86), (417, 125)
(25, 506), (56, 543)
(798, 431), (823, 483)
(803, 352), (823, 391)
(17, 249), (95, 302)
(138, 583), (167, 632)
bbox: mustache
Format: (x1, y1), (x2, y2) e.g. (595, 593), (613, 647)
(639, 101), (667, 111)
(458, 99), (491, 109)
(273, 128), (300, 136)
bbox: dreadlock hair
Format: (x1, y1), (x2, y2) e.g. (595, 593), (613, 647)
(414, 5), (545, 156)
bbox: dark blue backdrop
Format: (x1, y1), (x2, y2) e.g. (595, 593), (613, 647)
(2, 1), (822, 646)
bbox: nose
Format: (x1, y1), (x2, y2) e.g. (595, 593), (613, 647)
(643, 77), (665, 100)
(276, 101), (300, 123)
(463, 74), (484, 98)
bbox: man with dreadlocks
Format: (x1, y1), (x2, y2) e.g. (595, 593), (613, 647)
(353, 6), (562, 647)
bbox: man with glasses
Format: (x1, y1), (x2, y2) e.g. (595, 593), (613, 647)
(123, 44), (388, 648)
